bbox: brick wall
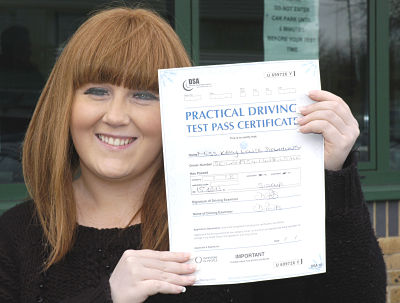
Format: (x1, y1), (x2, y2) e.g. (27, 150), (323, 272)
(368, 200), (400, 302)
(380, 238), (400, 303)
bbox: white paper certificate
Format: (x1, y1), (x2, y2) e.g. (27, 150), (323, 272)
(158, 60), (326, 285)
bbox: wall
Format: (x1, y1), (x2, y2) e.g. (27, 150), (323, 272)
(370, 200), (400, 302)
(380, 237), (400, 303)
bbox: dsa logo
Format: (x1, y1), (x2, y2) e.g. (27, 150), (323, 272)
(183, 78), (200, 91)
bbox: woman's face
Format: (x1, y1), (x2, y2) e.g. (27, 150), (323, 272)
(70, 83), (162, 182)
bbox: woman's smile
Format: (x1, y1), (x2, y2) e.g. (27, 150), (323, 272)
(96, 133), (137, 149)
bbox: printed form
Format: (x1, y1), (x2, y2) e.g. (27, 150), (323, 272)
(158, 60), (325, 285)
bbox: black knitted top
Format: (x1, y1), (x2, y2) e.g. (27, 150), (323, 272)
(0, 155), (387, 303)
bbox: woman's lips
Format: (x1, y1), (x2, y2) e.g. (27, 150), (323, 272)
(96, 134), (137, 147)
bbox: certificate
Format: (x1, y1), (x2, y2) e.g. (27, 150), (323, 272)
(158, 60), (325, 285)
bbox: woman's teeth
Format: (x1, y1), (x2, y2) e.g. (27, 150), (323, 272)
(98, 135), (134, 146)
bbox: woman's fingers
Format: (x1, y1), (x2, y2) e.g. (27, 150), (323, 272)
(298, 99), (359, 144)
(140, 280), (186, 296)
(308, 89), (347, 104)
(138, 266), (196, 285)
(122, 250), (196, 281)
(138, 257), (197, 275)
(297, 90), (360, 171)
(123, 249), (196, 275)
(298, 119), (351, 152)
(297, 109), (348, 135)
(300, 92), (358, 128)
(126, 249), (191, 262)
(110, 249), (196, 303)
(298, 119), (341, 138)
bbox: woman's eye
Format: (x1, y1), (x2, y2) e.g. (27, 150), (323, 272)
(84, 87), (109, 96)
(133, 91), (159, 101)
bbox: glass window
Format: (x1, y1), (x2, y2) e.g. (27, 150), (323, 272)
(199, 0), (370, 162)
(199, 0), (264, 64)
(0, 0), (173, 185)
(390, 0), (400, 169)
(319, 0), (369, 162)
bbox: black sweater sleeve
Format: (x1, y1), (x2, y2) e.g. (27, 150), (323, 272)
(303, 152), (387, 302)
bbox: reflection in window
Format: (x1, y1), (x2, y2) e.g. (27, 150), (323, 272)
(0, 1), (173, 185)
(390, 0), (400, 170)
(199, 0), (369, 162)
(199, 0), (264, 64)
(0, 25), (44, 183)
(319, 0), (368, 162)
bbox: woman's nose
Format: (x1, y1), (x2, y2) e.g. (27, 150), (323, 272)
(102, 97), (130, 126)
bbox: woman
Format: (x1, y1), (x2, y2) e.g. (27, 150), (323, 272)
(0, 7), (386, 303)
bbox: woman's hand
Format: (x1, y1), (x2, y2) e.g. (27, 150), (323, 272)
(297, 90), (360, 171)
(109, 249), (196, 303)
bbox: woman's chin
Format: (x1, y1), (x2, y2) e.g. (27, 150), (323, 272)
(95, 169), (132, 181)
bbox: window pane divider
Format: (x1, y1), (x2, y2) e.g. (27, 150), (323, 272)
(375, 0), (390, 172)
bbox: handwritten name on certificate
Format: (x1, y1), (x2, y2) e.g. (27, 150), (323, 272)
(158, 60), (325, 285)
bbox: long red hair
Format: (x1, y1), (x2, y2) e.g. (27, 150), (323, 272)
(22, 7), (191, 269)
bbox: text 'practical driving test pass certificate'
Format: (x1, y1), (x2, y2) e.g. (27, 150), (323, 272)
(158, 60), (325, 285)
